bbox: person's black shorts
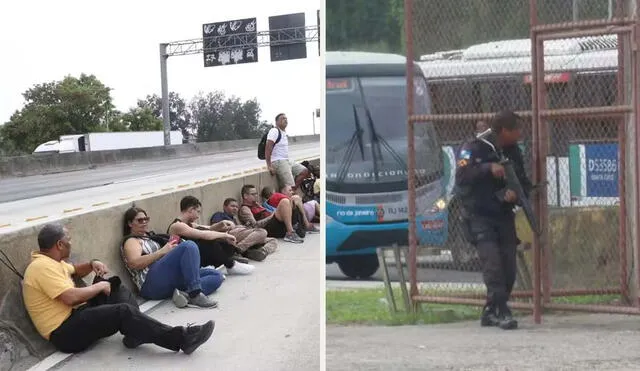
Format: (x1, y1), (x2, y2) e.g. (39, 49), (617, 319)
(263, 216), (287, 238)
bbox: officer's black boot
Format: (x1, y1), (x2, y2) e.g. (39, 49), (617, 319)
(480, 305), (501, 327)
(497, 304), (518, 330)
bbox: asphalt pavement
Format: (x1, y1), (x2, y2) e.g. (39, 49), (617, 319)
(0, 143), (318, 232)
(31, 231), (321, 371)
(327, 313), (640, 371)
(325, 252), (484, 291)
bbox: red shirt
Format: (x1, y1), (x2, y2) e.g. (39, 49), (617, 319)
(246, 204), (272, 221)
(267, 193), (288, 208)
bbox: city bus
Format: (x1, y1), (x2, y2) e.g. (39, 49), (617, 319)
(418, 35), (618, 154)
(325, 51), (449, 279)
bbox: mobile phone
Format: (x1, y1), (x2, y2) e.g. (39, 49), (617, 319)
(169, 235), (180, 244)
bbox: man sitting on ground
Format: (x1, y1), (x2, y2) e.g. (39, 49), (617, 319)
(168, 195), (255, 275)
(210, 197), (278, 262)
(22, 223), (213, 355)
(261, 185), (320, 229)
(238, 184), (305, 243)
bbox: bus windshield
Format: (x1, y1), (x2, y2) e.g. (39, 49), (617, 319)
(326, 75), (442, 192)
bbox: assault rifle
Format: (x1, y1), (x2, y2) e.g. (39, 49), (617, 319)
(476, 128), (542, 236)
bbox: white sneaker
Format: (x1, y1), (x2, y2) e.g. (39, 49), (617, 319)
(227, 262), (255, 275)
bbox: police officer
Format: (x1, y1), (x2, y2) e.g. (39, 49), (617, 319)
(454, 110), (532, 330)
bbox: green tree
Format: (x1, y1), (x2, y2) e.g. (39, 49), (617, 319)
(0, 74), (112, 154)
(109, 107), (163, 132)
(326, 0), (611, 57)
(190, 91), (269, 143)
(137, 92), (193, 138)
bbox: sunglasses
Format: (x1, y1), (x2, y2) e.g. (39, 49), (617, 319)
(135, 217), (150, 223)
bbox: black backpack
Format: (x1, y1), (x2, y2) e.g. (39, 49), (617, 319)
(257, 128), (282, 160)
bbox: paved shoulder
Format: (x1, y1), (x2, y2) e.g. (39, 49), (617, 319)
(51, 233), (321, 371)
(327, 314), (640, 371)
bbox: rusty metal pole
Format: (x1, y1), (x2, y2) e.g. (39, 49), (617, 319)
(404, 0), (419, 300)
(632, 0), (640, 308)
(529, 0), (543, 324)
(616, 0), (630, 303)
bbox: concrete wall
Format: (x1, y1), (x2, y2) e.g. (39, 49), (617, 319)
(0, 135), (319, 178)
(0, 158), (319, 370)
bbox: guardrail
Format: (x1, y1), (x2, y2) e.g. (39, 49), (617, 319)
(0, 134), (319, 178)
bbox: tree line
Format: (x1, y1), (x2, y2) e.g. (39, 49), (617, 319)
(0, 74), (270, 155)
(326, 0), (614, 56)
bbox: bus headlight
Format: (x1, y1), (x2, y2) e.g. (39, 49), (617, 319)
(430, 198), (447, 213)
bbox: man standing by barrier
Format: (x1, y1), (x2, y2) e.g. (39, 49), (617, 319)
(22, 223), (214, 354)
(454, 110), (532, 330)
(264, 113), (310, 190)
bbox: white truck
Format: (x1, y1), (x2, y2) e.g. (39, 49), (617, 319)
(33, 131), (184, 154)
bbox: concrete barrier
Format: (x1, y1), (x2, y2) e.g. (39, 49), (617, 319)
(0, 134), (319, 178)
(0, 157), (319, 370)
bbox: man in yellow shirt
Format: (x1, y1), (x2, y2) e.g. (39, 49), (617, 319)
(22, 223), (214, 354)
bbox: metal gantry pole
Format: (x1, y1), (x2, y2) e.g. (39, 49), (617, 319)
(159, 43), (171, 146)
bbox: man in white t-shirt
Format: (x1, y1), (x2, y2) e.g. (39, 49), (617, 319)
(265, 113), (310, 190)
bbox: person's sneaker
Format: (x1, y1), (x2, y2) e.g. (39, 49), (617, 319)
(244, 248), (267, 262)
(173, 289), (218, 308)
(498, 305), (518, 330)
(187, 292), (218, 308)
(480, 305), (501, 327)
(295, 225), (306, 239)
(306, 225), (320, 234)
(172, 288), (188, 309)
(227, 261), (255, 275)
(284, 232), (304, 244)
(232, 254), (250, 264)
(180, 320), (215, 355)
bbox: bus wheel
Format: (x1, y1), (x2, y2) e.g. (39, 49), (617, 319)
(337, 255), (379, 279)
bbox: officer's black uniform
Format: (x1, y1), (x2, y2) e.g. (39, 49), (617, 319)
(454, 131), (532, 329)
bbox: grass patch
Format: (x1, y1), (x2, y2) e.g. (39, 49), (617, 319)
(326, 288), (481, 326)
(551, 294), (620, 305)
(327, 288), (624, 326)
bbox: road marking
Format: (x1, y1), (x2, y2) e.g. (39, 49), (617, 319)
(0, 224), (10, 228)
(208, 177), (219, 182)
(92, 202), (109, 207)
(162, 187), (174, 191)
(177, 184), (190, 189)
(25, 216), (48, 222)
(232, 172), (242, 177)
(63, 207), (82, 213)
(194, 180), (206, 185)
(119, 196), (134, 201)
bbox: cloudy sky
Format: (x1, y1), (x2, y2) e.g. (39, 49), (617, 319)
(0, 0), (322, 136)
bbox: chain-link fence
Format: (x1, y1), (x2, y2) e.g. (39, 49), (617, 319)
(405, 0), (640, 321)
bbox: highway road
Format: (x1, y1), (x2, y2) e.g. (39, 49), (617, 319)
(325, 258), (484, 290)
(0, 142), (319, 233)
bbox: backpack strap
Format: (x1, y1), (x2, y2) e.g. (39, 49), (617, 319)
(275, 128), (282, 144)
